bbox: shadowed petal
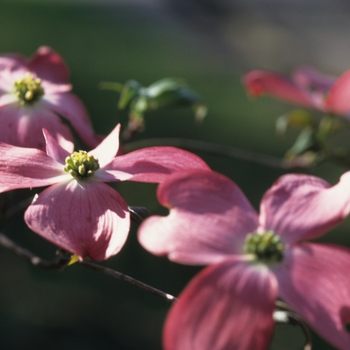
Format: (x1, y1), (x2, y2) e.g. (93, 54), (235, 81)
(98, 147), (210, 183)
(243, 70), (320, 108)
(164, 259), (277, 350)
(259, 172), (350, 243)
(0, 142), (69, 192)
(138, 170), (258, 265)
(325, 70), (350, 117)
(24, 181), (130, 261)
(27, 46), (69, 84)
(0, 104), (74, 151)
(90, 124), (120, 167)
(41, 93), (100, 148)
(274, 243), (350, 350)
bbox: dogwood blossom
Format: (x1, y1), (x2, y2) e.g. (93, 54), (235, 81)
(138, 169), (350, 350)
(0, 124), (210, 261)
(243, 66), (350, 118)
(0, 46), (99, 150)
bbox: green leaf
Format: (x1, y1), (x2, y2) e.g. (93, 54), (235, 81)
(276, 109), (315, 136)
(145, 78), (205, 112)
(285, 127), (318, 158)
(117, 80), (143, 110)
(317, 115), (344, 141)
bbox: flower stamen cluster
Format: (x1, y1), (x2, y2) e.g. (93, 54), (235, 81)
(64, 150), (100, 180)
(13, 72), (44, 105)
(244, 230), (284, 264)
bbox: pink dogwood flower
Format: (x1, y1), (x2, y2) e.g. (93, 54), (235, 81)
(0, 46), (99, 150)
(0, 124), (210, 261)
(243, 67), (350, 118)
(138, 169), (350, 350)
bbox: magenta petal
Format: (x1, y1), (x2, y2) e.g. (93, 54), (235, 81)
(164, 259), (277, 350)
(138, 170), (258, 265)
(243, 70), (320, 108)
(275, 242), (350, 350)
(27, 46), (69, 84)
(24, 181), (130, 261)
(0, 142), (68, 192)
(325, 70), (350, 116)
(42, 93), (100, 148)
(90, 124), (120, 167)
(259, 172), (350, 243)
(101, 147), (210, 183)
(0, 104), (74, 151)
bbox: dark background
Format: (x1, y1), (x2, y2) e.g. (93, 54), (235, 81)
(1, 1), (350, 349)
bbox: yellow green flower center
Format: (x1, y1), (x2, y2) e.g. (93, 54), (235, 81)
(243, 230), (284, 264)
(64, 151), (100, 180)
(13, 72), (44, 105)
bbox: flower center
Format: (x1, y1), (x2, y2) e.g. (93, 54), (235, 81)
(13, 72), (44, 105)
(243, 230), (284, 264)
(64, 151), (100, 180)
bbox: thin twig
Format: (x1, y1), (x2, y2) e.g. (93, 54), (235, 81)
(80, 261), (177, 302)
(0, 232), (177, 303)
(0, 233), (69, 269)
(124, 138), (298, 169)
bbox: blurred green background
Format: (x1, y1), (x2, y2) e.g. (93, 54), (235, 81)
(1, 0), (349, 349)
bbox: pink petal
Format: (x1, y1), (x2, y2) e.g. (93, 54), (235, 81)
(259, 172), (350, 243)
(164, 259), (277, 350)
(41, 93), (100, 148)
(99, 147), (210, 183)
(43, 128), (73, 164)
(0, 68), (32, 93)
(40, 81), (71, 95)
(274, 242), (350, 350)
(325, 70), (350, 116)
(27, 46), (69, 84)
(292, 66), (336, 93)
(0, 142), (69, 192)
(0, 104), (74, 151)
(24, 181), (130, 261)
(0, 93), (18, 107)
(138, 170), (258, 265)
(0, 68), (25, 92)
(89, 124), (120, 167)
(0, 54), (26, 71)
(243, 70), (320, 108)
